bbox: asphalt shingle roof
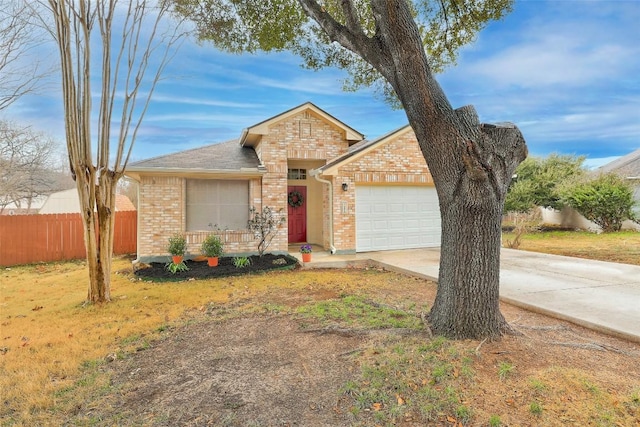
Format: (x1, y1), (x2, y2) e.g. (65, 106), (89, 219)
(128, 139), (260, 171)
(598, 148), (640, 177)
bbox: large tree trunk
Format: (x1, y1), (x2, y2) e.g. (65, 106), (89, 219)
(299, 0), (527, 339)
(431, 178), (508, 337)
(374, 1), (527, 339)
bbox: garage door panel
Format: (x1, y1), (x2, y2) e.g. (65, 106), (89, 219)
(373, 204), (388, 214)
(373, 236), (389, 246)
(404, 219), (420, 229)
(403, 203), (419, 213)
(373, 220), (388, 230)
(389, 203), (404, 213)
(356, 185), (441, 252)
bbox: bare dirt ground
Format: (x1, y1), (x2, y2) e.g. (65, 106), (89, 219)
(96, 316), (365, 426)
(75, 270), (640, 427)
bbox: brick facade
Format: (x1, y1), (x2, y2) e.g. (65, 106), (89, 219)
(327, 127), (434, 253)
(137, 175), (184, 258)
(137, 175), (262, 261)
(134, 106), (353, 261)
(253, 111), (351, 254)
(132, 105), (434, 261)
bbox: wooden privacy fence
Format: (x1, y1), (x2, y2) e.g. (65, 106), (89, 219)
(0, 211), (137, 267)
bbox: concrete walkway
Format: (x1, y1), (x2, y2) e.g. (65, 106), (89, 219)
(292, 247), (640, 344)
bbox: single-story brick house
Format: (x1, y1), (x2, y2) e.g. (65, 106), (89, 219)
(125, 102), (441, 262)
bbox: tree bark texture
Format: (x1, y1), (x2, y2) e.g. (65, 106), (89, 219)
(299, 0), (527, 338)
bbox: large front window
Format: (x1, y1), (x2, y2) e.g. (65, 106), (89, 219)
(186, 179), (249, 231)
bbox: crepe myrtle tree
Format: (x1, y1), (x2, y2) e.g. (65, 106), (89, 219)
(42, 0), (184, 303)
(175, 0), (527, 339)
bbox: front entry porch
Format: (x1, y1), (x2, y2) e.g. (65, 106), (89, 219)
(287, 244), (369, 269)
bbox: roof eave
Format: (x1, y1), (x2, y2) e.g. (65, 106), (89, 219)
(125, 167), (266, 181)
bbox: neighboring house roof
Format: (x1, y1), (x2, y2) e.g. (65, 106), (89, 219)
(125, 139), (263, 179)
(240, 102), (364, 147)
(597, 148), (640, 178)
(315, 124), (412, 176)
(115, 194), (136, 211)
(39, 189), (136, 214)
(1, 195), (48, 215)
(38, 189), (78, 214)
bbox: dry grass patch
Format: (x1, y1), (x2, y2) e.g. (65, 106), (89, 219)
(0, 260), (420, 425)
(1, 258), (639, 426)
(502, 230), (640, 265)
(0, 257), (220, 423)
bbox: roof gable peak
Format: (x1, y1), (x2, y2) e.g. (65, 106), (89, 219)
(318, 124), (412, 175)
(240, 102), (364, 147)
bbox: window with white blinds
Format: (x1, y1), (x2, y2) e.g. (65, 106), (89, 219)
(186, 179), (249, 231)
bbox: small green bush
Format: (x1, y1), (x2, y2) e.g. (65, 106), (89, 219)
(164, 261), (188, 274)
(201, 234), (224, 258)
(167, 233), (187, 256)
(505, 154), (585, 213)
(560, 173), (636, 232)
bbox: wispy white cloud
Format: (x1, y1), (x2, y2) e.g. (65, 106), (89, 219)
(469, 40), (633, 88)
(3, 0), (638, 163)
(439, 0), (640, 158)
(456, 3), (640, 89)
(150, 94), (262, 109)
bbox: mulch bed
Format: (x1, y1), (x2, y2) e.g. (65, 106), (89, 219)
(134, 253), (299, 281)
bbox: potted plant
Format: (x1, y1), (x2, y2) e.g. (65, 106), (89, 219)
(167, 233), (187, 264)
(300, 244), (312, 263)
(201, 234), (224, 267)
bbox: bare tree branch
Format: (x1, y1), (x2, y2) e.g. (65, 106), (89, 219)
(0, 0), (49, 110)
(0, 120), (63, 213)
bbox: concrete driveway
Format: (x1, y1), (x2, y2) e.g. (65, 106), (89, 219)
(299, 247), (640, 343)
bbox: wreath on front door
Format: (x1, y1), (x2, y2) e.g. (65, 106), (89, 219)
(288, 190), (304, 208)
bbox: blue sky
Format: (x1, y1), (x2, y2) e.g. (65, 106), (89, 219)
(4, 0), (640, 168)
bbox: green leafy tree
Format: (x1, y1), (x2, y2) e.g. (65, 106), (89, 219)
(505, 154), (586, 213)
(175, 0), (526, 339)
(560, 174), (637, 232)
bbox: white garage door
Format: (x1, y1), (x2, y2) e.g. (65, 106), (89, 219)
(356, 185), (441, 252)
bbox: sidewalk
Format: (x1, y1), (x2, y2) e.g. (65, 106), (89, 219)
(292, 247), (640, 344)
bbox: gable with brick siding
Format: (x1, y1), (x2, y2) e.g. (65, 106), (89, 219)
(125, 102), (439, 262)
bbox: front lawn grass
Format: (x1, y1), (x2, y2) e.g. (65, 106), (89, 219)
(0, 259), (423, 425)
(502, 230), (640, 265)
(2, 239), (639, 426)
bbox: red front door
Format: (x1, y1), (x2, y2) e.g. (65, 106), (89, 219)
(287, 185), (307, 243)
